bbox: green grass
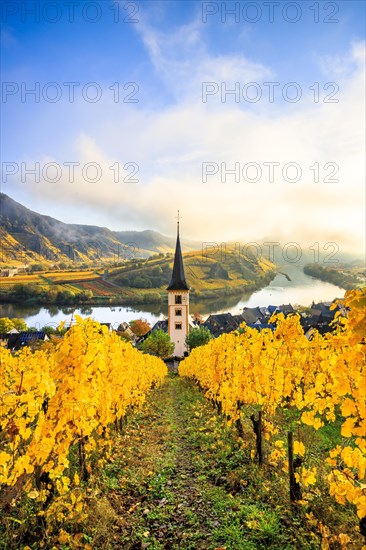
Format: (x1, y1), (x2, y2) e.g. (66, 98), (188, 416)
(77, 376), (363, 548)
(1, 375), (363, 549)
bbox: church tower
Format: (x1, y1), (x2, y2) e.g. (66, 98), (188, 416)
(167, 213), (189, 357)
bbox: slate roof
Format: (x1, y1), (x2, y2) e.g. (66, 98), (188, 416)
(202, 313), (241, 337)
(232, 314), (245, 326)
(312, 301), (333, 311)
(258, 306), (271, 318)
(136, 319), (168, 344)
(6, 331), (47, 351)
(242, 307), (264, 325)
(278, 304), (295, 315)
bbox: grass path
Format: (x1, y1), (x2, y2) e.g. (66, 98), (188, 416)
(86, 375), (334, 550)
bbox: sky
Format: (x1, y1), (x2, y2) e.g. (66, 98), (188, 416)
(1, 0), (365, 256)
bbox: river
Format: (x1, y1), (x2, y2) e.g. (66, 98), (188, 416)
(0, 266), (345, 330)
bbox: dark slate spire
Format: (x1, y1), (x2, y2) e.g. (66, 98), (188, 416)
(167, 213), (189, 291)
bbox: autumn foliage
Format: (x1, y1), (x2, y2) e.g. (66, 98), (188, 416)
(129, 318), (152, 337)
(0, 317), (167, 530)
(179, 289), (366, 523)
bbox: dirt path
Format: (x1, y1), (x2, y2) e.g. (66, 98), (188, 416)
(102, 375), (224, 549)
(88, 375), (336, 550)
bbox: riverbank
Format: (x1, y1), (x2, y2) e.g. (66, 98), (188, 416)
(303, 264), (365, 290)
(0, 267), (347, 329)
(0, 271), (276, 307)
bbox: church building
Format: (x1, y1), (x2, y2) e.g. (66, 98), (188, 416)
(167, 215), (189, 357)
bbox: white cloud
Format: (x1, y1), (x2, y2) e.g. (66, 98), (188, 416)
(7, 22), (365, 257)
(317, 40), (365, 79)
(136, 17), (273, 101)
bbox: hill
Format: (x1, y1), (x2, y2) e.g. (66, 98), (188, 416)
(0, 194), (199, 267)
(0, 194), (276, 304)
(0, 246), (276, 306)
(304, 263), (366, 289)
(106, 246), (275, 300)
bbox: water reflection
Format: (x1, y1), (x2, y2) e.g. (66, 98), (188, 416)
(0, 303), (42, 319)
(0, 267), (345, 328)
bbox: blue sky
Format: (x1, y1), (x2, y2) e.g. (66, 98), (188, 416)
(1, 0), (365, 254)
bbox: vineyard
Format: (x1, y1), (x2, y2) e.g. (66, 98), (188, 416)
(0, 319), (167, 548)
(0, 289), (365, 549)
(179, 288), (366, 546)
(0, 271), (99, 287)
(0, 270), (121, 302)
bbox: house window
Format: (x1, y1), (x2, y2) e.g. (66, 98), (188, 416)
(175, 295), (182, 304)
(175, 308), (182, 316)
(175, 323), (182, 330)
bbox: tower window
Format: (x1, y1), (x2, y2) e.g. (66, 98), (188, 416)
(175, 295), (182, 304)
(175, 323), (182, 330)
(175, 308), (182, 316)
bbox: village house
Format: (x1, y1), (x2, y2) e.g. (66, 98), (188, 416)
(202, 313), (241, 337)
(4, 331), (49, 351)
(300, 300), (343, 335)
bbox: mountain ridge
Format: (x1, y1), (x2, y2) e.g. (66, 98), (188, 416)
(0, 193), (200, 266)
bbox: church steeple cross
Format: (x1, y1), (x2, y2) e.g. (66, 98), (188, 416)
(175, 210), (181, 234)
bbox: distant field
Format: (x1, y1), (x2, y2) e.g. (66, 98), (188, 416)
(0, 270), (99, 287)
(0, 270), (116, 299)
(0, 250), (277, 303)
(47, 271), (99, 282)
(78, 280), (117, 296)
(0, 274), (42, 285)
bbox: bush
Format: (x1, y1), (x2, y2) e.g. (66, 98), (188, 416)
(139, 329), (174, 359)
(56, 290), (75, 304)
(143, 292), (162, 303)
(129, 319), (151, 337)
(77, 290), (93, 302)
(0, 317), (16, 332)
(12, 318), (28, 331)
(132, 276), (152, 289)
(29, 263), (46, 272)
(186, 326), (212, 351)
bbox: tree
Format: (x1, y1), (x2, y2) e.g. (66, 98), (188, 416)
(12, 283), (41, 297)
(12, 318), (27, 331)
(151, 266), (163, 276)
(46, 288), (59, 303)
(56, 289), (75, 304)
(41, 325), (59, 336)
(116, 276), (130, 286)
(77, 290), (93, 302)
(129, 318), (151, 337)
(139, 329), (174, 359)
(132, 276), (152, 288)
(30, 263), (46, 272)
(186, 327), (212, 351)
(0, 317), (16, 333)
